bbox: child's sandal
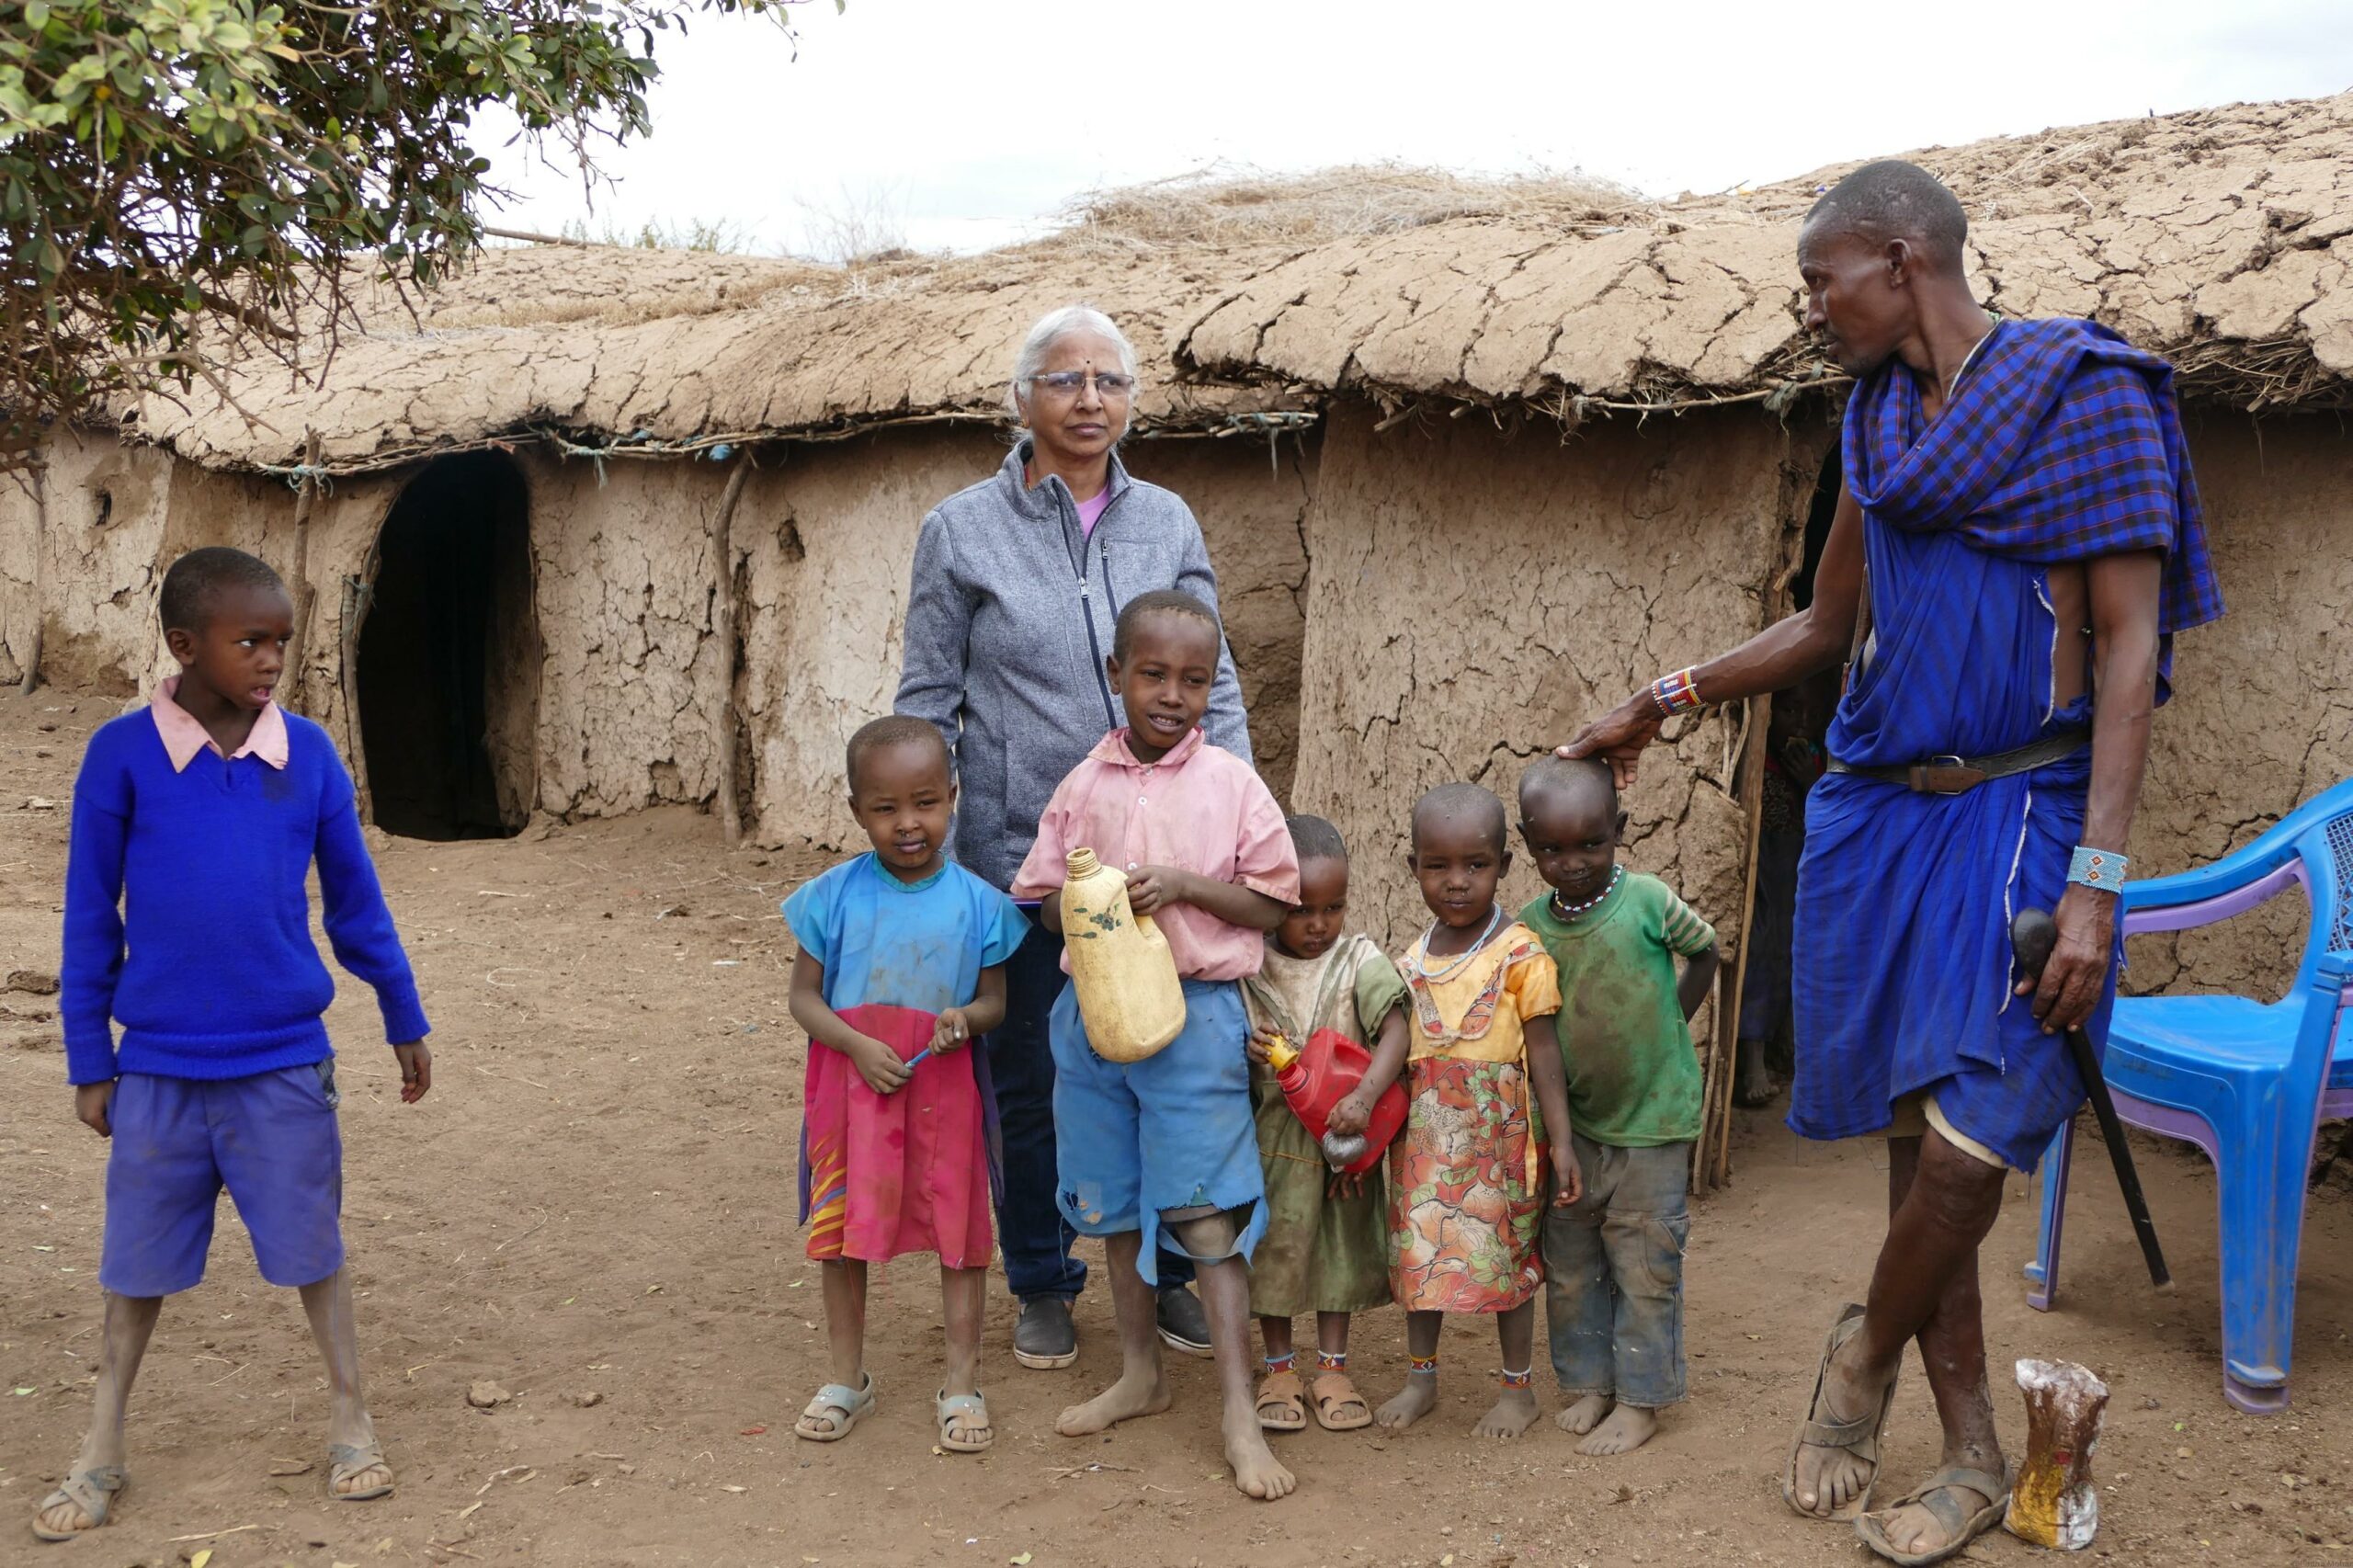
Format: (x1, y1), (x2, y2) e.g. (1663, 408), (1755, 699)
(935, 1389), (994, 1452)
(794, 1373), (877, 1442)
(30, 1465), (126, 1541)
(1255, 1369), (1307, 1431)
(1312, 1370), (1374, 1431)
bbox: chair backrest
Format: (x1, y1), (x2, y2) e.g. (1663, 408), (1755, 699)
(2290, 780), (2353, 994)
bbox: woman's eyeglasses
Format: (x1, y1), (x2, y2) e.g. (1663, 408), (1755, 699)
(1027, 370), (1135, 398)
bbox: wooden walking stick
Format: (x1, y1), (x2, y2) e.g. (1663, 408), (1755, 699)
(2010, 907), (2171, 1290)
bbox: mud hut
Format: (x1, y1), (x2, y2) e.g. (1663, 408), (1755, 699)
(6, 95), (2350, 1143)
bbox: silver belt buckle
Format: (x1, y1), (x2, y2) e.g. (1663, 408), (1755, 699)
(1924, 754), (1970, 794)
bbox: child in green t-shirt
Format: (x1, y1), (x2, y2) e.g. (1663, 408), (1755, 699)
(1516, 756), (1720, 1457)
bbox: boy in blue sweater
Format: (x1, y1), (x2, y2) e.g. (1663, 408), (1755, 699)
(36, 548), (433, 1543)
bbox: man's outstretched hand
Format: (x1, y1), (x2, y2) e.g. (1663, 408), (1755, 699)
(1556, 698), (1665, 791)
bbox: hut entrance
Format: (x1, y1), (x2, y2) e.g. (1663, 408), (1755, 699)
(356, 452), (540, 841)
(1733, 442), (1843, 1109)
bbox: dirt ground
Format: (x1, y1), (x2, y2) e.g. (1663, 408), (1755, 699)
(3, 689), (2349, 1568)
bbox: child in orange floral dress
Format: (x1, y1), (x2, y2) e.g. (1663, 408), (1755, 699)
(1374, 784), (1581, 1440)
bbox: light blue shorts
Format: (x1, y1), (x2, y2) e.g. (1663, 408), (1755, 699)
(1050, 978), (1267, 1286)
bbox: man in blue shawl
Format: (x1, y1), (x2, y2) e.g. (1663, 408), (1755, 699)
(1563, 159), (2221, 1564)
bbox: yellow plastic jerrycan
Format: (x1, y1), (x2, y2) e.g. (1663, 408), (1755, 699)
(1059, 846), (1187, 1062)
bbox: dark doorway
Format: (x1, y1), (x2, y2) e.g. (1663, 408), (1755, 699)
(357, 452), (540, 840)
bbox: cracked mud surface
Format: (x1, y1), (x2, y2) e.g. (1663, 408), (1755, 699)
(2, 693), (2348, 1566)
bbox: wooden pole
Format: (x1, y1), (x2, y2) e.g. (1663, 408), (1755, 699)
(709, 458), (753, 846)
(283, 430), (322, 712)
(1711, 700), (1772, 1189)
(17, 458), (46, 696)
(339, 534), (382, 822)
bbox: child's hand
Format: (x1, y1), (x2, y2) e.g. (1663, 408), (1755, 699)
(930, 1008), (973, 1056)
(1327, 1089), (1373, 1138)
(1245, 1026), (1278, 1066)
(74, 1081), (114, 1139)
(1551, 1142), (1585, 1208)
(394, 1041), (433, 1104)
(1125, 866), (1193, 917)
(852, 1036), (914, 1096)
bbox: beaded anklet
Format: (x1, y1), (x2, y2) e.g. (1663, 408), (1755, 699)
(1317, 1350), (1347, 1372)
(1408, 1355), (1438, 1377)
(1265, 1351), (1296, 1374)
(1499, 1367), (1533, 1390)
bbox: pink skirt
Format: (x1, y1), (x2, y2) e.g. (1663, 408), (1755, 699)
(798, 1004), (996, 1268)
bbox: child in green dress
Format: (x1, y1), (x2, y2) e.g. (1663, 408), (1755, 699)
(1242, 816), (1410, 1434)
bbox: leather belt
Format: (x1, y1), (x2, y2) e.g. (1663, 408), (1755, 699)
(1824, 726), (2091, 795)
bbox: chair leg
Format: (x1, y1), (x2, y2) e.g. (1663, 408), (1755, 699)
(2212, 1108), (2317, 1415)
(2024, 1119), (2074, 1311)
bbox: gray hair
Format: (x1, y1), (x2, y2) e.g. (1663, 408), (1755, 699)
(1005, 303), (1142, 438)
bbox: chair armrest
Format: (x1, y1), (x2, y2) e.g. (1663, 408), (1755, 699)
(2121, 858), (2305, 937)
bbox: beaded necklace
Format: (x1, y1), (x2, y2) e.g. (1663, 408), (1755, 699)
(1414, 903), (1506, 984)
(1548, 863), (1624, 923)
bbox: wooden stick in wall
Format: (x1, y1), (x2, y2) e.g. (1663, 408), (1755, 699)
(710, 458), (753, 846)
(17, 458), (46, 696)
(1712, 697), (1772, 1190)
(284, 430), (322, 711)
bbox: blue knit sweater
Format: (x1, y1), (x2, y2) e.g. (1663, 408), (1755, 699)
(61, 709), (430, 1085)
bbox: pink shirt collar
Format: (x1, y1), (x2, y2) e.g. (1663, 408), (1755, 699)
(150, 676), (290, 773)
(1086, 726), (1205, 770)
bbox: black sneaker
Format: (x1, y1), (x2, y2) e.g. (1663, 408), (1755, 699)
(1013, 1296), (1078, 1369)
(1155, 1284), (1213, 1358)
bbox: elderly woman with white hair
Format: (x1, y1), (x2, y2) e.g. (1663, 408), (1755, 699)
(896, 304), (1255, 1375)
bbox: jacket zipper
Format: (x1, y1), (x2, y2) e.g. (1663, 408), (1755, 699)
(1059, 484), (1125, 733)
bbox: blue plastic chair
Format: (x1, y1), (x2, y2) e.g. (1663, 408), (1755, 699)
(2023, 777), (2353, 1414)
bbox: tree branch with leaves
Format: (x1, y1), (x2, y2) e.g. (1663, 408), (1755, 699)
(0, 0), (821, 460)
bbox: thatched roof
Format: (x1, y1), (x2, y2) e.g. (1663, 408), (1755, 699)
(126, 92), (2353, 474)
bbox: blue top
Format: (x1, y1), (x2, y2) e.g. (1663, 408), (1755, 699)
(1787, 318), (2222, 1166)
(61, 710), (430, 1085)
(782, 853), (1029, 1014)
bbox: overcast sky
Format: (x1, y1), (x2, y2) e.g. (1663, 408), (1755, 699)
(475, 0), (2353, 257)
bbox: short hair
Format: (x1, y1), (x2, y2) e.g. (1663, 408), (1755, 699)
(1410, 782), (1507, 857)
(1286, 813), (1348, 865)
(1803, 159), (1968, 273)
(158, 547), (285, 634)
(1006, 303), (1142, 437)
(1111, 588), (1222, 663)
(1518, 755), (1618, 818)
(846, 715), (952, 796)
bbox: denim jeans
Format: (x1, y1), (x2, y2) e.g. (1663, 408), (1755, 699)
(1541, 1131), (1690, 1409)
(986, 914), (1193, 1301)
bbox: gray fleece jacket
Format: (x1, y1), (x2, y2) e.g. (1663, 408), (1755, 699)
(894, 443), (1254, 892)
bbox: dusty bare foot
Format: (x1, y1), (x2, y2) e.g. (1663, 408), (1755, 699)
(1374, 1373), (1438, 1432)
(1790, 1337), (1886, 1517)
(1054, 1372), (1171, 1437)
(1222, 1406), (1296, 1501)
(1734, 1038), (1779, 1107)
(1576, 1403), (1657, 1456)
(1472, 1385), (1541, 1439)
(1555, 1393), (1613, 1435)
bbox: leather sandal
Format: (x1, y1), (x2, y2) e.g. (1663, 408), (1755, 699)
(1310, 1369), (1374, 1431)
(31, 1464), (126, 1541)
(1855, 1463), (2012, 1564)
(1782, 1303), (1899, 1523)
(1254, 1369), (1306, 1431)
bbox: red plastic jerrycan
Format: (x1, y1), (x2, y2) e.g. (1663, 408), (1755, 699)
(1264, 1028), (1406, 1176)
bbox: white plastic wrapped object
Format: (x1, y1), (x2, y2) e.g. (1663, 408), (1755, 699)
(2004, 1358), (2109, 1551)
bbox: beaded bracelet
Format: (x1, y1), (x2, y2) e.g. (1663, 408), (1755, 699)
(2068, 846), (2129, 892)
(1651, 666), (1703, 717)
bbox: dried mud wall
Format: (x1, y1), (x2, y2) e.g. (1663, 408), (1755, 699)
(2126, 413), (2353, 1001)
(1291, 401), (1811, 973)
(738, 426), (1313, 854)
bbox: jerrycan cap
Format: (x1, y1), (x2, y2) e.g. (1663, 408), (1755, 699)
(1263, 1031), (1300, 1072)
(1065, 846), (1102, 878)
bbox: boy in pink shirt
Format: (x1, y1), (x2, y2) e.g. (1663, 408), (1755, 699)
(1013, 590), (1302, 1501)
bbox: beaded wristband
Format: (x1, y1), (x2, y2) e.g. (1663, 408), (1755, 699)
(1651, 666), (1703, 717)
(2068, 846), (2129, 892)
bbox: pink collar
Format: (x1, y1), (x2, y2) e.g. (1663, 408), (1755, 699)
(150, 676), (290, 773)
(1087, 726), (1205, 770)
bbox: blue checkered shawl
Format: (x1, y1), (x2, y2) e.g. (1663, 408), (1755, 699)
(1843, 316), (2223, 698)
(1788, 318), (2223, 1168)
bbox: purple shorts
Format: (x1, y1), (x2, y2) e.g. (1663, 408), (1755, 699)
(100, 1062), (346, 1297)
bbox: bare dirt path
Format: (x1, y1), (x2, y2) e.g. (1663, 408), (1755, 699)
(3, 689), (2348, 1566)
